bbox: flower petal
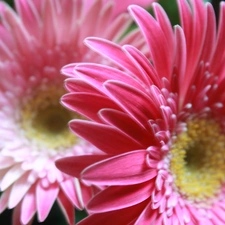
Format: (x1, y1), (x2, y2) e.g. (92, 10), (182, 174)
(77, 201), (148, 225)
(134, 201), (157, 225)
(87, 182), (153, 213)
(60, 178), (82, 210)
(21, 184), (36, 224)
(55, 155), (109, 178)
(69, 120), (143, 154)
(15, 0), (41, 37)
(122, 44), (161, 87)
(8, 172), (32, 208)
(1, 163), (26, 191)
(0, 186), (11, 213)
(82, 150), (157, 185)
(128, 4), (173, 80)
(99, 108), (155, 146)
(36, 181), (59, 222)
(84, 38), (140, 74)
(64, 78), (100, 94)
(12, 202), (33, 225)
(104, 80), (160, 126)
(74, 63), (143, 92)
(0, 155), (15, 169)
(57, 190), (75, 225)
(62, 92), (119, 122)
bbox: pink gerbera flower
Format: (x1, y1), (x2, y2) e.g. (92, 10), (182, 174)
(57, 0), (225, 224)
(0, 0), (151, 224)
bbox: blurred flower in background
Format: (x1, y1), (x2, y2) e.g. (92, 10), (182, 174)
(57, 0), (225, 224)
(83, 0), (156, 17)
(0, 0), (156, 224)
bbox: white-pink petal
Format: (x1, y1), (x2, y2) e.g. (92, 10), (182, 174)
(36, 181), (59, 222)
(8, 172), (32, 208)
(1, 163), (26, 190)
(21, 184), (36, 224)
(60, 178), (82, 210)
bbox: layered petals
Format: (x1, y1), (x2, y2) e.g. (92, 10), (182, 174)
(0, 0), (153, 224)
(81, 150), (157, 186)
(59, 1), (225, 225)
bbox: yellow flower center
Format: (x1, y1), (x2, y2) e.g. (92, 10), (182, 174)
(20, 85), (76, 150)
(170, 119), (225, 202)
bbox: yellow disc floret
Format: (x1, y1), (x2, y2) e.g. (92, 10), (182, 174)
(20, 85), (76, 150)
(170, 119), (225, 202)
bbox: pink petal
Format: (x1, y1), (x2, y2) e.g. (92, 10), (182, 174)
(55, 155), (108, 178)
(74, 63), (143, 92)
(82, 150), (157, 185)
(79, 181), (93, 207)
(0, 155), (15, 169)
(1, 3), (32, 55)
(62, 92), (118, 122)
(21, 184), (36, 224)
(199, 4), (216, 63)
(177, 0), (206, 98)
(134, 202), (158, 225)
(60, 178), (82, 209)
(153, 3), (174, 54)
(42, 0), (57, 48)
(87, 182), (152, 212)
(103, 13), (132, 41)
(99, 108), (154, 146)
(12, 202), (33, 225)
(109, 0), (154, 17)
(174, 26), (186, 94)
(36, 181), (59, 222)
(122, 44), (161, 87)
(82, 0), (155, 19)
(121, 30), (147, 54)
(0, 186), (11, 213)
(61, 63), (76, 77)
(92, 1), (113, 38)
(64, 78), (101, 94)
(51, 0), (79, 43)
(69, 120), (143, 154)
(12, 203), (22, 225)
(104, 80), (160, 126)
(128, 5), (173, 80)
(211, 3), (225, 76)
(8, 172), (32, 208)
(15, 0), (41, 37)
(77, 200), (148, 225)
(84, 38), (140, 75)
(212, 202), (225, 223)
(1, 163), (26, 191)
(78, 0), (103, 43)
(57, 190), (75, 225)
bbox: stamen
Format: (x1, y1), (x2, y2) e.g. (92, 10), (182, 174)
(170, 119), (225, 202)
(19, 85), (76, 150)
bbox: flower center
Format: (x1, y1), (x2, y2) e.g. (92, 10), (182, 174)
(20, 85), (76, 150)
(170, 119), (225, 202)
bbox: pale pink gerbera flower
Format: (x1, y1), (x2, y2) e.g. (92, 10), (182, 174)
(0, 0), (151, 224)
(57, 0), (225, 224)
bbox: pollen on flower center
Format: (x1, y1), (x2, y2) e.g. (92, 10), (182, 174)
(20, 85), (76, 150)
(170, 119), (225, 202)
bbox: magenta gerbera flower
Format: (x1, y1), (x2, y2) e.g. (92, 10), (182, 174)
(0, 0), (151, 224)
(57, 0), (225, 224)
